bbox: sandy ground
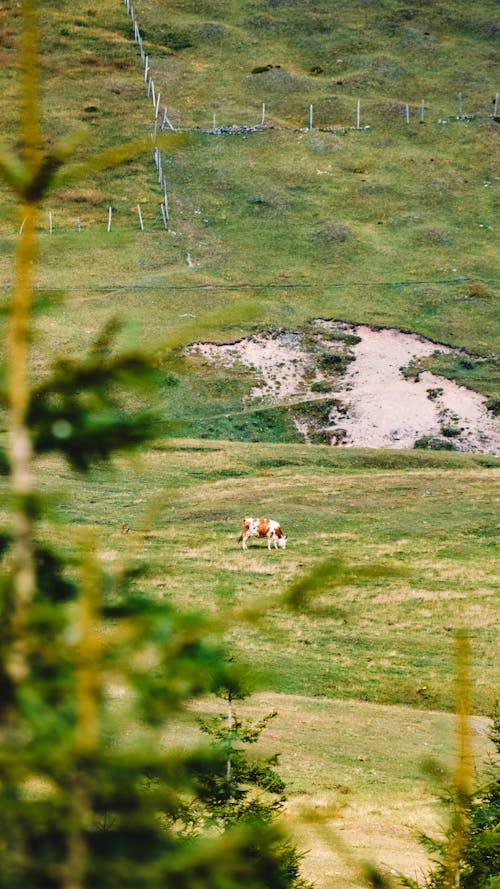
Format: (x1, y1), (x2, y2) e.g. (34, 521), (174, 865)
(191, 323), (500, 455)
(334, 325), (499, 452)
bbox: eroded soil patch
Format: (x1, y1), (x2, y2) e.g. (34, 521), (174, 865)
(189, 322), (500, 455)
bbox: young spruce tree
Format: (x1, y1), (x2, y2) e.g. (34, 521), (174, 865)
(0, 3), (308, 887)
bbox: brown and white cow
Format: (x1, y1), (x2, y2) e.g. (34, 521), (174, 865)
(239, 517), (287, 550)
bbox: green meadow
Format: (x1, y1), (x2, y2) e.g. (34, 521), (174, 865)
(22, 439), (498, 884)
(34, 440), (498, 715)
(0, 0), (499, 884)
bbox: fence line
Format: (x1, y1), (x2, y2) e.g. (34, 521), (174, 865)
(19, 1), (495, 237)
(120, 0), (498, 136)
(28, 204), (175, 234)
(118, 0), (498, 250)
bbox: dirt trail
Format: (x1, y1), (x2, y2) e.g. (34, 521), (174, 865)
(191, 323), (500, 455)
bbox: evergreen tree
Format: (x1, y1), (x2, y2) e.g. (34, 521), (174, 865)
(0, 3), (310, 887)
(401, 670), (499, 889)
(190, 688), (312, 889)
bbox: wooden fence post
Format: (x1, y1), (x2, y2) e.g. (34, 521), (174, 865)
(405, 104), (410, 124)
(458, 91), (463, 117)
(77, 215), (81, 233)
(261, 102), (266, 125)
(420, 98), (425, 122)
(309, 104), (313, 129)
(356, 99), (361, 129)
(493, 92), (499, 117)
(137, 204), (144, 231)
(49, 211), (53, 234)
(107, 207), (112, 232)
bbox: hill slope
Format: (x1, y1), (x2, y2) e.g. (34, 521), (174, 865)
(1, 0), (498, 447)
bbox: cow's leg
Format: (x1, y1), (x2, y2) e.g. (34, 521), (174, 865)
(267, 536), (272, 550)
(242, 533), (249, 550)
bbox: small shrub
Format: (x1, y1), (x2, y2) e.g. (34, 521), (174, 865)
(475, 19), (500, 40)
(458, 356), (476, 370)
(462, 280), (493, 299)
(309, 430), (332, 444)
(318, 352), (346, 370)
(427, 388), (444, 401)
(485, 396), (500, 415)
(331, 428), (347, 444)
(336, 332), (361, 347)
(398, 26), (435, 47)
(317, 223), (351, 243)
(440, 424), (462, 438)
(196, 22), (227, 41)
(141, 25), (193, 50)
(414, 435), (459, 451)
(400, 358), (423, 381)
(292, 399), (335, 424)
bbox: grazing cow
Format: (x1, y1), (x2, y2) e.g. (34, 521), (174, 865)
(239, 517), (287, 551)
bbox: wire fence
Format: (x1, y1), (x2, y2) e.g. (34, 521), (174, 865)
(123, 0), (499, 131)
(12, 0), (500, 237)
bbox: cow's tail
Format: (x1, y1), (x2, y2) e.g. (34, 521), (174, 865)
(238, 533), (243, 542)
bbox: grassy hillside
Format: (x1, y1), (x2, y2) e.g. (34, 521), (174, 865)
(0, 0), (498, 372)
(9, 437), (493, 883)
(30, 440), (498, 715)
(189, 692), (495, 888)
(1, 0), (498, 708)
(1, 6), (499, 882)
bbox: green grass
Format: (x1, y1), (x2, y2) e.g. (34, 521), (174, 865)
(186, 692), (495, 887)
(1, 5), (499, 882)
(0, 0), (499, 381)
(1, 0), (498, 718)
(25, 439), (499, 715)
(10, 433), (496, 877)
(1, 435), (497, 883)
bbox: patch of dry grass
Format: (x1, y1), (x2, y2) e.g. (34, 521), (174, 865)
(185, 692), (495, 888)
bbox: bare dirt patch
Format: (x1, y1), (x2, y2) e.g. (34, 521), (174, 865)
(190, 322), (500, 454)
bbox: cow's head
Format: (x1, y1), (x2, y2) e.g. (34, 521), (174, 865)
(278, 535), (287, 549)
